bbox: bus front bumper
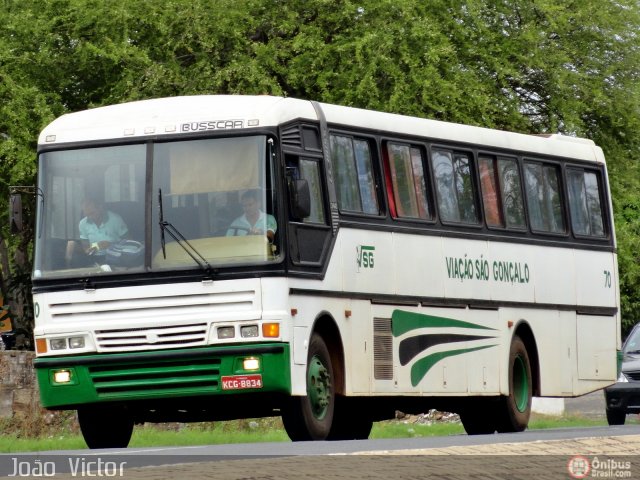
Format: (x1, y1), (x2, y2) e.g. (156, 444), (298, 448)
(34, 343), (291, 409)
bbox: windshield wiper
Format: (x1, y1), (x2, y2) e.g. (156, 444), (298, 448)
(158, 188), (213, 277)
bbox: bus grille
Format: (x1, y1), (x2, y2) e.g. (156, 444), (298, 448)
(88, 357), (221, 398)
(45, 289), (258, 352)
(373, 317), (394, 380)
(48, 290), (256, 323)
(95, 323), (208, 351)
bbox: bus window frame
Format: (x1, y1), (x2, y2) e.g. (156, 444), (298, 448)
(564, 163), (610, 241)
(522, 157), (570, 238)
(328, 130), (385, 220)
(476, 152), (528, 233)
(428, 144), (482, 229)
(381, 139), (436, 225)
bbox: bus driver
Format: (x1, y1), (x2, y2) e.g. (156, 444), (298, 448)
(78, 198), (128, 255)
(226, 190), (276, 242)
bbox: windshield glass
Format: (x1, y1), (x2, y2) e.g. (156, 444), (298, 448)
(152, 136), (278, 270)
(623, 326), (640, 354)
(34, 135), (279, 280)
(34, 144), (146, 279)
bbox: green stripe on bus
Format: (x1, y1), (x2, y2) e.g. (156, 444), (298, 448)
(410, 345), (498, 387)
(391, 310), (495, 337)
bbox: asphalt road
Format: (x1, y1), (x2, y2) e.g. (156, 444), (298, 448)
(3, 424), (640, 479)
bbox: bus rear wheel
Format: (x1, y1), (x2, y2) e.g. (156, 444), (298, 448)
(282, 333), (335, 441)
(460, 399), (498, 435)
(496, 335), (532, 433)
(78, 405), (134, 449)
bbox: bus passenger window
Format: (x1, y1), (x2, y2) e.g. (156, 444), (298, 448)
(432, 149), (478, 224)
(386, 143), (432, 220)
(524, 162), (565, 234)
(567, 169), (605, 237)
(479, 156), (503, 227)
(479, 156), (525, 229)
(329, 134), (379, 215)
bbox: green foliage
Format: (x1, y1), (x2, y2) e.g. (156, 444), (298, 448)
(0, 0), (638, 337)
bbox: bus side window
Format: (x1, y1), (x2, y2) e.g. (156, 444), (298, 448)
(524, 161), (566, 234)
(432, 149), (478, 224)
(385, 142), (433, 220)
(479, 156), (526, 230)
(567, 168), (605, 237)
(329, 134), (379, 215)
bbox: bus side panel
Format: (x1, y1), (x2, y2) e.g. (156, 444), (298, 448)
(576, 314), (617, 384)
(370, 304), (505, 396)
(287, 294), (373, 396)
(515, 309), (576, 397)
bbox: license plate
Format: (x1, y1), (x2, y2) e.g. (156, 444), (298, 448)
(221, 374), (263, 390)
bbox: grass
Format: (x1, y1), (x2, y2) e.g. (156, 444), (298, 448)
(0, 411), (622, 453)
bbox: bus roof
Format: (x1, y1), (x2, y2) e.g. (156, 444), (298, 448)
(38, 95), (604, 163)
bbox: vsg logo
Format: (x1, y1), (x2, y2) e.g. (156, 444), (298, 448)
(356, 245), (375, 271)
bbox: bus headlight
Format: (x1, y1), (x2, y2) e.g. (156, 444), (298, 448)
(241, 325), (259, 338)
(618, 372), (629, 383)
(68, 337), (85, 349)
(50, 338), (67, 350)
(217, 326), (235, 339)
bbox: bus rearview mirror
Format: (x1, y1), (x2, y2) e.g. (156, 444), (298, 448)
(289, 179), (311, 220)
(9, 194), (23, 234)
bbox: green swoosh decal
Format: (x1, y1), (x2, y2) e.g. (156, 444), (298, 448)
(392, 310), (495, 337)
(410, 345), (497, 387)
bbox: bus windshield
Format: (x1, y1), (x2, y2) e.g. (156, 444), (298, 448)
(34, 135), (279, 279)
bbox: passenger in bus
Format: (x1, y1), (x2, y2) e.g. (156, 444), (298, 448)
(226, 190), (277, 242)
(78, 198), (129, 255)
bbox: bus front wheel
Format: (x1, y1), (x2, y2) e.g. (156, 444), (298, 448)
(327, 396), (373, 440)
(78, 405), (134, 449)
(497, 335), (532, 432)
(282, 333), (335, 441)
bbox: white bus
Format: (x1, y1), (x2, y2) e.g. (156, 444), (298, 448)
(24, 95), (619, 447)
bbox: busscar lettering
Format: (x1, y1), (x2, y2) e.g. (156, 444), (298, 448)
(180, 120), (244, 132)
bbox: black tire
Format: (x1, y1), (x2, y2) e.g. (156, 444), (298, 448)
(459, 399), (498, 435)
(282, 333), (335, 441)
(606, 408), (626, 426)
(496, 335), (532, 433)
(327, 396), (373, 440)
(78, 406), (134, 449)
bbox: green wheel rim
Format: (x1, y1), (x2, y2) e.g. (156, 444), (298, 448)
(307, 354), (331, 420)
(513, 355), (529, 413)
